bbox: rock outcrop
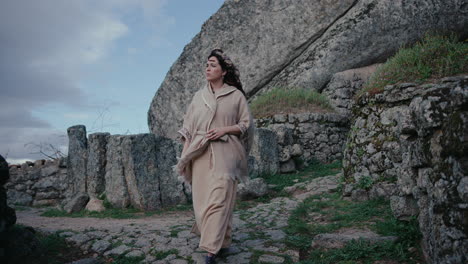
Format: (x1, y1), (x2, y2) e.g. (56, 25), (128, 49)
(148, 0), (468, 138)
(342, 76), (468, 264)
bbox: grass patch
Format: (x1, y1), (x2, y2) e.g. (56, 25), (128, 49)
(284, 193), (423, 263)
(251, 87), (334, 118)
(302, 239), (420, 264)
(150, 248), (179, 260)
(236, 160), (342, 211)
(169, 224), (188, 237)
(359, 33), (468, 97)
(12, 205), (31, 211)
(261, 160), (342, 194)
(41, 207), (145, 219)
(40, 202), (193, 219)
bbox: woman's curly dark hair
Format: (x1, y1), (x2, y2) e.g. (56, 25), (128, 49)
(208, 49), (245, 96)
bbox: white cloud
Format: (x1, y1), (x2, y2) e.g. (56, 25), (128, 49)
(0, 0), (173, 161)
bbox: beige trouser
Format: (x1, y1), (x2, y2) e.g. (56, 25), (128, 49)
(191, 149), (237, 254)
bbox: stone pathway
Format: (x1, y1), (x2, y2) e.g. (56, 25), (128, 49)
(16, 174), (340, 264)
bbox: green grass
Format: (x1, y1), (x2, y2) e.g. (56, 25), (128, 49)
(150, 248), (179, 260)
(41, 207), (145, 219)
(358, 34), (468, 97)
(251, 87), (334, 118)
(301, 239), (419, 264)
(359, 33), (467, 97)
(12, 205), (31, 211)
(284, 193), (423, 263)
(40, 202), (192, 219)
(236, 160), (342, 211)
(261, 160), (342, 194)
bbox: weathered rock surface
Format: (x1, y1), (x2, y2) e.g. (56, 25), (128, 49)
(105, 134), (187, 210)
(322, 64), (381, 115)
(256, 113), (349, 164)
(67, 125), (88, 198)
(148, 0), (468, 138)
(6, 158), (67, 207)
(248, 128), (279, 177)
(285, 174), (340, 201)
(312, 229), (397, 249)
(85, 198), (105, 212)
(86, 133), (110, 198)
(237, 178), (268, 200)
(342, 76), (468, 264)
(64, 193), (90, 214)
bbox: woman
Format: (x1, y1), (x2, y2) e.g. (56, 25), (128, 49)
(174, 49), (253, 264)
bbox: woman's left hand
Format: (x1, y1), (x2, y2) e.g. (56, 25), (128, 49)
(206, 127), (226, 140)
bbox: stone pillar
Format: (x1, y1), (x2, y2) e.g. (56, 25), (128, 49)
(105, 135), (131, 208)
(86, 132), (110, 198)
(105, 134), (186, 210)
(249, 128), (279, 177)
(66, 125), (88, 198)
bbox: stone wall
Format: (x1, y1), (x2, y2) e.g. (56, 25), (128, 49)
(6, 127), (278, 210)
(255, 112), (349, 172)
(342, 76), (468, 263)
(6, 158), (68, 207)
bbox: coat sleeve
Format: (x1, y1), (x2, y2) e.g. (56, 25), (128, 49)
(177, 99), (194, 143)
(236, 94), (254, 154)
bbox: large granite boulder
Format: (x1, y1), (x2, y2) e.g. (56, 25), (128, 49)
(148, 0), (468, 138)
(105, 134), (187, 210)
(64, 193), (90, 214)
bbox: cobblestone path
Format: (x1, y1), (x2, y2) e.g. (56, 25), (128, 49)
(16, 174), (339, 264)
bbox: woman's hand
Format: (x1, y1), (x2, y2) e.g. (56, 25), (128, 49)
(206, 127), (227, 140)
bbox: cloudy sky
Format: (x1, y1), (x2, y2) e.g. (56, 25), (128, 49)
(1, 0), (224, 164)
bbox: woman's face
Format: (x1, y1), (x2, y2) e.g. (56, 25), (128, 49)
(205, 56), (225, 82)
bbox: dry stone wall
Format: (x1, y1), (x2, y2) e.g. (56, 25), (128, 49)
(6, 128), (278, 210)
(342, 76), (468, 263)
(6, 158), (68, 207)
(255, 112), (349, 172)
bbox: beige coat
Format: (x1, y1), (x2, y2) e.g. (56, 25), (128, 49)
(175, 83), (253, 183)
